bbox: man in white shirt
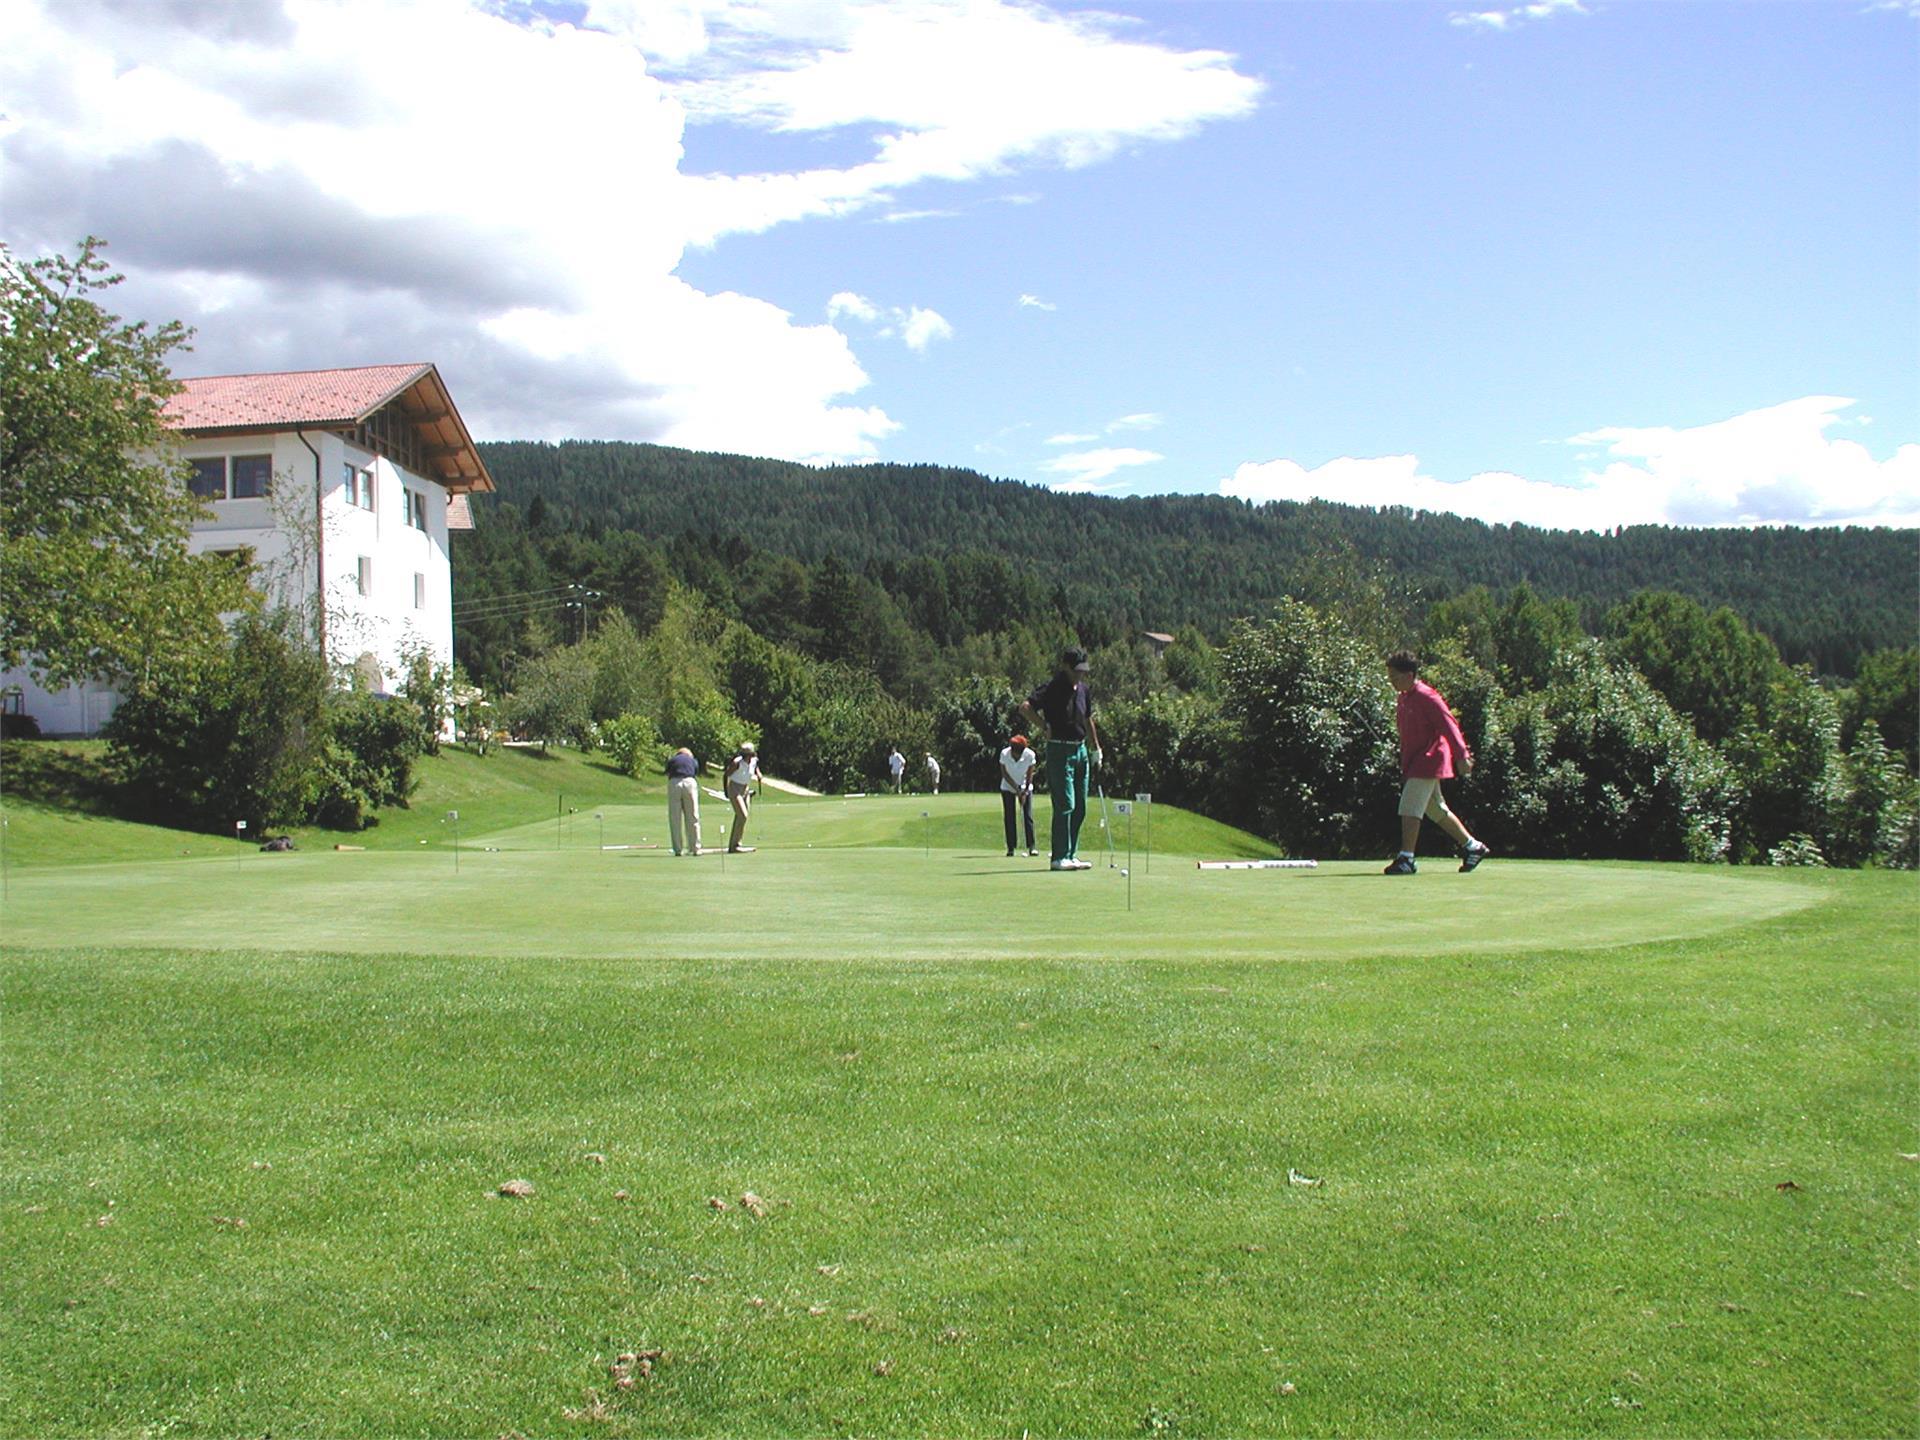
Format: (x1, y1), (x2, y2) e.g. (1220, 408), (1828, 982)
(888, 746), (906, 793)
(999, 734), (1040, 857)
(924, 753), (941, 795)
(725, 741), (761, 853)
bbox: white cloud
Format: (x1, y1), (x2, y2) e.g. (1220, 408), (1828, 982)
(1041, 446), (1164, 490)
(901, 306), (954, 352)
(0, 0), (1256, 462)
(878, 207), (961, 223)
(1220, 398), (1920, 530)
(828, 293), (954, 351)
(1108, 412), (1163, 433)
(659, 1), (1263, 244)
(827, 292), (883, 324)
(1450, 0), (1586, 30)
(1044, 432), (1099, 445)
(1019, 293), (1058, 311)
(1567, 396), (1920, 527)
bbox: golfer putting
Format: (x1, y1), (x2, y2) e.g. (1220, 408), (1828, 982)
(725, 741), (762, 854)
(1385, 650), (1490, 875)
(1018, 646), (1107, 871)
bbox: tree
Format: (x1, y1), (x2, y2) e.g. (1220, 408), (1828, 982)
(1830, 721), (1919, 869)
(583, 610), (651, 724)
(1218, 600), (1396, 857)
(1605, 590), (1784, 744)
(1, 237), (250, 687)
(104, 611), (330, 833)
(505, 645), (595, 751)
(1842, 646), (1918, 774)
(1723, 668), (1845, 862)
(931, 674), (1023, 790)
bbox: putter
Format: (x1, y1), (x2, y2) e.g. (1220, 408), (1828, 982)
(1096, 782), (1117, 868)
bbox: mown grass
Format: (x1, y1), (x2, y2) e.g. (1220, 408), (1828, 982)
(1, 752), (1915, 1438)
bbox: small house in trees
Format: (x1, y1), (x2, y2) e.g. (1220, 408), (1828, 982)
(1140, 631), (1175, 656)
(2, 363), (493, 735)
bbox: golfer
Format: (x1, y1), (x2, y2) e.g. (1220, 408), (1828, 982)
(999, 733), (1040, 857)
(725, 741), (761, 854)
(925, 752), (941, 796)
(1019, 646), (1105, 871)
(1385, 651), (1490, 875)
(888, 745), (906, 793)
(665, 745), (702, 856)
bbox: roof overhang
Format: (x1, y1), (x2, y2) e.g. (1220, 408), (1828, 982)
(167, 363), (495, 494)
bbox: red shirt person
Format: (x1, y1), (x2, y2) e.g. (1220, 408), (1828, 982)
(1384, 651), (1490, 875)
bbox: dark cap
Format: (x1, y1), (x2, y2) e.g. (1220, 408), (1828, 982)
(1063, 646), (1090, 672)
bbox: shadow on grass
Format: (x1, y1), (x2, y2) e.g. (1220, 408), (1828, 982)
(0, 741), (127, 818)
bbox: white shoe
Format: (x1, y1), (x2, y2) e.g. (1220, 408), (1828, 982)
(1067, 858), (1093, 870)
(1050, 860), (1072, 870)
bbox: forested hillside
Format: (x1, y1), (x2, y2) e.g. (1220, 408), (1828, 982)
(471, 439), (1917, 675)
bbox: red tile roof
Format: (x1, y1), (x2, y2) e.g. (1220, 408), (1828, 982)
(164, 364), (433, 431)
(163, 363), (493, 493)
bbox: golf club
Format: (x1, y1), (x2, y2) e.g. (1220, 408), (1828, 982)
(1096, 782), (1117, 868)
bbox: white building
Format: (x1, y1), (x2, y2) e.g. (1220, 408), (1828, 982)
(3, 363), (493, 735)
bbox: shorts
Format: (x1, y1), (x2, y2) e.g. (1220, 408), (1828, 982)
(1398, 777), (1453, 821)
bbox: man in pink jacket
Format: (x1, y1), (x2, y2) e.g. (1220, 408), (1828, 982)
(1385, 651), (1491, 875)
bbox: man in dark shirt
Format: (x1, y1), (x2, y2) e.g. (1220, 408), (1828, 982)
(1018, 647), (1107, 870)
(665, 746), (701, 856)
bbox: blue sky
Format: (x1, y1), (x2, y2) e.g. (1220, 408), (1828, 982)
(2, 0), (1914, 527)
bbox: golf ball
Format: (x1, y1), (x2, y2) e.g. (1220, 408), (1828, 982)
(1120, 868), (1129, 876)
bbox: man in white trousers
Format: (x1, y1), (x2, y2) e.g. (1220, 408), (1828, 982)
(665, 746), (701, 856)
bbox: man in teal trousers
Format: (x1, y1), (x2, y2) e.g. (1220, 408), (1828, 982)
(1019, 647), (1107, 871)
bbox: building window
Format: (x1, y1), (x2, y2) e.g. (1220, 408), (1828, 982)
(357, 556), (374, 597)
(405, 489), (428, 532)
(230, 454), (271, 499)
(343, 462), (374, 510)
(413, 572), (427, 610)
(188, 458), (226, 499)
(188, 454), (272, 500)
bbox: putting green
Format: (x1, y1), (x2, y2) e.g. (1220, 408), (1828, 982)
(1, 793), (1822, 961)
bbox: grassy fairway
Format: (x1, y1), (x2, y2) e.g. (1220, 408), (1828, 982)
(2, 765), (1915, 1437)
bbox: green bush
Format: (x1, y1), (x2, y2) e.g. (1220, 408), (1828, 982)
(602, 712), (663, 779)
(105, 612), (329, 833)
(1218, 600), (1396, 857)
(662, 686), (754, 770)
(308, 692), (423, 830)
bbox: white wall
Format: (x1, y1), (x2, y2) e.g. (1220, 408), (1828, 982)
(3, 429), (459, 735)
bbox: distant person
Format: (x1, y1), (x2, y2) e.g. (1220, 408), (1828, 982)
(726, 741), (761, 854)
(999, 734), (1040, 857)
(1019, 646), (1106, 871)
(665, 746), (702, 856)
(888, 745), (906, 793)
(1384, 650), (1490, 875)
(924, 752), (941, 796)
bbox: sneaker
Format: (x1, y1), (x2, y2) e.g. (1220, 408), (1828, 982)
(1459, 842), (1491, 873)
(1050, 859), (1073, 870)
(1027, 848), (1040, 857)
(1383, 854), (1417, 876)
(1069, 858), (1093, 870)
(1007, 849), (1016, 857)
